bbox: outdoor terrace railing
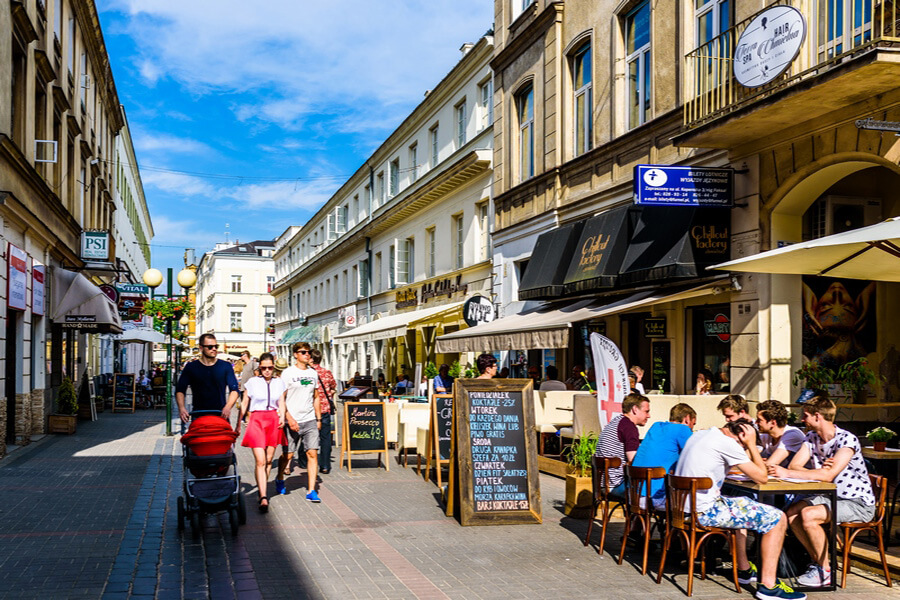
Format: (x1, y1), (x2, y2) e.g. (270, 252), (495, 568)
(684, 0), (900, 129)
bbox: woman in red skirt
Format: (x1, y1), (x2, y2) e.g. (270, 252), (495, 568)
(236, 352), (286, 512)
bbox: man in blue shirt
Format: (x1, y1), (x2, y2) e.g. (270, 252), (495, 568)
(175, 333), (240, 422)
(433, 364), (454, 394)
(631, 402), (696, 510)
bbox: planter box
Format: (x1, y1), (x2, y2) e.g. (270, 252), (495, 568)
(564, 474), (594, 518)
(95, 398), (104, 413)
(48, 414), (77, 434)
(77, 403), (93, 420)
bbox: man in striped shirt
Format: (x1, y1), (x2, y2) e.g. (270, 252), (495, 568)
(594, 392), (650, 497)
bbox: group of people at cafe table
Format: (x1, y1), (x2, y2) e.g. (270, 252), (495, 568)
(596, 392), (878, 600)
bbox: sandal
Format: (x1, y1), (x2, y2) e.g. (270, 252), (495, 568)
(258, 496), (269, 513)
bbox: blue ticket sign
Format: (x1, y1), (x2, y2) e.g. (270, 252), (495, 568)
(634, 165), (733, 207)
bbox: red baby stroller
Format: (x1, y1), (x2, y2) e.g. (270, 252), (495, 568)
(177, 410), (246, 537)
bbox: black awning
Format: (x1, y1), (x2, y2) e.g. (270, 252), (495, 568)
(618, 206), (730, 286)
(563, 205), (630, 294)
(518, 220), (585, 300)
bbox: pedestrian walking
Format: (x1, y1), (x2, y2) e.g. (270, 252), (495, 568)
(309, 349), (336, 474)
(175, 333), (239, 423)
(275, 342), (322, 502)
(235, 352), (286, 513)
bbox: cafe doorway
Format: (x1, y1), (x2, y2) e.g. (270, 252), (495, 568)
(620, 313), (653, 389)
(690, 304), (731, 394)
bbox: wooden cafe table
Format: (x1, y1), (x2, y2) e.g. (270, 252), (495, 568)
(723, 477), (837, 592)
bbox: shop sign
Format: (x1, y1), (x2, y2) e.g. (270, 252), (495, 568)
(116, 283), (149, 295)
(339, 304), (358, 327)
(7, 243), (27, 312)
(635, 165), (732, 207)
(81, 231), (109, 261)
(66, 315), (96, 323)
(100, 284), (119, 304)
(463, 295), (495, 328)
(395, 289), (418, 310)
(32, 263), (45, 316)
(421, 274), (468, 303)
(643, 317), (667, 339)
(118, 297), (144, 321)
(734, 5), (806, 88)
(704, 313), (731, 342)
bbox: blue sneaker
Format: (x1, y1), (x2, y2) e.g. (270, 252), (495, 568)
(275, 479), (286, 495)
(306, 490), (321, 503)
(755, 579), (806, 600)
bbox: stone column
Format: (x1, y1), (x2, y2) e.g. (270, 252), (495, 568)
(30, 389), (45, 435)
(15, 392), (31, 445)
(0, 397), (6, 457)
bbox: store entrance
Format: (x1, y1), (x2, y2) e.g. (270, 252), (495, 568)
(620, 313), (652, 390)
(690, 305), (731, 394)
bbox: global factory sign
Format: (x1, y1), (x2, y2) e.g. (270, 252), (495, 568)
(734, 5), (806, 88)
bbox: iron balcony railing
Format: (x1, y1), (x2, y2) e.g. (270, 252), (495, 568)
(684, 0), (900, 129)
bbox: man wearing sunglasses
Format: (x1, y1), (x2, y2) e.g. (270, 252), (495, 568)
(276, 341), (322, 502)
(175, 333), (240, 423)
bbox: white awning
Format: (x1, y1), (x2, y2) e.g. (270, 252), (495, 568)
(435, 280), (726, 353)
(51, 268), (123, 334)
(113, 327), (166, 344)
(333, 302), (464, 344)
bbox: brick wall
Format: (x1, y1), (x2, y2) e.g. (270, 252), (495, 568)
(30, 389), (44, 435)
(14, 393), (31, 445)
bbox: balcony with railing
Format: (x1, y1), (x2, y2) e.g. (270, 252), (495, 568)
(678, 0), (900, 148)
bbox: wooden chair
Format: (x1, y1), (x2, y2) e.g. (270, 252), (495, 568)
(839, 473), (893, 588)
(583, 455), (623, 555)
(656, 475), (740, 597)
(618, 465), (667, 575)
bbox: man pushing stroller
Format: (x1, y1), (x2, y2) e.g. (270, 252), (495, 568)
(176, 333), (240, 423)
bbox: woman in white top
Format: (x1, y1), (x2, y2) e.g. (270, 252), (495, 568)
(236, 353), (286, 513)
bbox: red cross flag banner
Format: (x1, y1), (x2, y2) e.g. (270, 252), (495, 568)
(589, 332), (630, 427)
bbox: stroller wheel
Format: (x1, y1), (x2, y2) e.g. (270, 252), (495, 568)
(238, 493), (247, 525)
(229, 508), (239, 537)
(190, 512), (201, 538)
(177, 497), (185, 531)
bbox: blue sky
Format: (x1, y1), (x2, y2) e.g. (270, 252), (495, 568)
(97, 0), (494, 278)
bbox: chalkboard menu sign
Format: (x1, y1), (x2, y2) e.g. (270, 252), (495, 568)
(453, 379), (541, 526)
(651, 341), (671, 393)
(424, 394), (453, 487)
(113, 373), (135, 413)
(340, 402), (388, 472)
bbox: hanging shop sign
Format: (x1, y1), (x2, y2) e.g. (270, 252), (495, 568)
(643, 317), (667, 339)
(32, 263), (45, 316)
(99, 284), (119, 304)
(395, 289), (418, 310)
(116, 283), (149, 295)
(80, 231), (110, 261)
(7, 243), (27, 311)
(463, 295), (495, 328)
(634, 165), (733, 207)
(704, 313), (731, 342)
(733, 5), (806, 88)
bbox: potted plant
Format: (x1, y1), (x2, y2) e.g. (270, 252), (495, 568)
(867, 426), (895, 452)
(792, 361), (835, 393)
(143, 296), (192, 325)
(48, 377), (78, 434)
(563, 432), (598, 518)
(836, 358), (877, 403)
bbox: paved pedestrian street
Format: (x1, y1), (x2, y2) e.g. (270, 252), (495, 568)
(0, 411), (890, 599)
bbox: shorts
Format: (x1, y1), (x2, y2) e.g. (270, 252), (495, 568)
(283, 419), (319, 455)
(241, 410), (286, 448)
(803, 494), (875, 524)
(697, 496), (783, 534)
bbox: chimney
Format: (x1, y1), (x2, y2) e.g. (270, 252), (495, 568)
(460, 42), (474, 57)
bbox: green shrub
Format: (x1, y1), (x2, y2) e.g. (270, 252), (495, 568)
(56, 377), (78, 415)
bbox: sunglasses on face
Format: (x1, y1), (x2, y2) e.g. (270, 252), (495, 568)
(260, 366), (274, 371)
(202, 344), (219, 350)
(295, 350), (310, 355)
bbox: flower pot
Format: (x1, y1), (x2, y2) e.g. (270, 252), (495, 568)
(48, 414), (77, 434)
(564, 474), (593, 518)
(873, 441), (887, 452)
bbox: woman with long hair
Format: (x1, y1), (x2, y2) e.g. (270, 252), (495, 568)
(236, 352), (286, 512)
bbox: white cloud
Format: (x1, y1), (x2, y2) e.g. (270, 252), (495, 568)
(141, 170), (217, 197)
(134, 132), (214, 155)
(146, 214), (221, 249)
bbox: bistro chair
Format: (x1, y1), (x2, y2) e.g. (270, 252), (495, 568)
(839, 473), (892, 588)
(583, 455), (623, 555)
(656, 475), (740, 597)
(618, 465), (667, 575)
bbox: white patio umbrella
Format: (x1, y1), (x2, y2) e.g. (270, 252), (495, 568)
(116, 327), (167, 344)
(711, 217), (900, 281)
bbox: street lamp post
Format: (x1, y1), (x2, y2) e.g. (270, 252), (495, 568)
(143, 266), (196, 436)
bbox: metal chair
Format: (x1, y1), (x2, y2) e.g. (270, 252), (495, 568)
(618, 465), (667, 575)
(656, 475), (740, 597)
(839, 473), (893, 588)
(583, 455), (623, 556)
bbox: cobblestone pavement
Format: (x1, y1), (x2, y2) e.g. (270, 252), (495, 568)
(0, 409), (893, 599)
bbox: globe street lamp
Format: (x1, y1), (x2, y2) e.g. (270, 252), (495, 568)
(143, 266), (196, 436)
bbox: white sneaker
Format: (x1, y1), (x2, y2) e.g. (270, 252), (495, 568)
(796, 564), (830, 587)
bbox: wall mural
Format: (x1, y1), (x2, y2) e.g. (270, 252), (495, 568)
(802, 276), (876, 369)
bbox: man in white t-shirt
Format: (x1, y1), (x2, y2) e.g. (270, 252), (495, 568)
(275, 342), (322, 503)
(675, 419), (805, 600)
(755, 400), (807, 468)
(772, 396), (875, 588)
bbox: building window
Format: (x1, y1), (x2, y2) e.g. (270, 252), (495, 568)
(479, 77), (493, 130)
(625, 1), (651, 129)
(430, 124), (439, 167)
(68, 18), (75, 75)
(375, 252), (382, 292)
(230, 311), (242, 332)
(353, 194), (360, 222)
(54, 0), (61, 42)
(427, 226), (436, 278)
(397, 237), (414, 285)
(572, 42), (592, 156)
(357, 260), (369, 297)
(337, 205), (348, 234)
(478, 201), (490, 261)
(267, 276), (275, 293)
(376, 171), (385, 206)
(516, 85), (534, 181)
(389, 158), (400, 197)
(454, 213), (464, 269)
(231, 275), (242, 293)
(388, 244), (396, 289)
(364, 184), (372, 211)
(817, 0), (872, 61)
(455, 99), (467, 147)
(409, 143), (418, 183)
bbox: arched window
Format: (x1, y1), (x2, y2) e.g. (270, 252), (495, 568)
(625, 1), (651, 128)
(516, 84), (534, 181)
(572, 42), (592, 156)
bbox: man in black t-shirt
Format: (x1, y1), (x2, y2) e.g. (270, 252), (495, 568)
(175, 333), (239, 422)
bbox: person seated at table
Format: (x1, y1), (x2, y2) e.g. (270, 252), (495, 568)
(755, 400), (807, 468)
(718, 394), (750, 422)
(539, 365), (567, 391)
(393, 374), (412, 395)
(695, 368), (715, 395)
(675, 418), (805, 600)
(433, 364), (454, 394)
(594, 393), (651, 498)
(565, 364), (584, 390)
(632, 402), (696, 510)
(629, 365), (646, 394)
(770, 396), (875, 588)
